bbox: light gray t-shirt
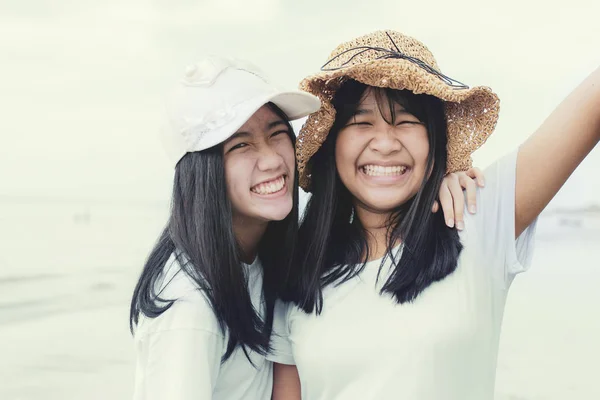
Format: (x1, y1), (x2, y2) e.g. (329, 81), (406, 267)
(133, 254), (272, 400)
(269, 150), (537, 400)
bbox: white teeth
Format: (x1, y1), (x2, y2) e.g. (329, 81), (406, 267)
(251, 176), (286, 195)
(362, 165), (408, 176)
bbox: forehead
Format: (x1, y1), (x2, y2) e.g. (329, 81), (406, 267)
(236, 105), (281, 133)
(358, 88), (406, 112)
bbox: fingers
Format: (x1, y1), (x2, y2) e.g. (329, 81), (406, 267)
(439, 170), (483, 230)
(445, 173), (466, 230)
(458, 173), (478, 215)
(438, 180), (455, 228)
(466, 167), (485, 187)
(431, 200), (440, 213)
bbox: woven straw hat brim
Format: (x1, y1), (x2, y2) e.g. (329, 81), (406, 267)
(296, 58), (500, 191)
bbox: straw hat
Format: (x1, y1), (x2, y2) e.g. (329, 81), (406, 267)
(296, 30), (500, 191)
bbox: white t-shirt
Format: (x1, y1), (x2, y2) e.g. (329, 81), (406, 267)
(133, 254), (272, 400)
(268, 151), (537, 400)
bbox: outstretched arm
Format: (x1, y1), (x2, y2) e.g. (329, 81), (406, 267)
(516, 67), (600, 236)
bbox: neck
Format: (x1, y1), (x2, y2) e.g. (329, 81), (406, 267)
(232, 214), (268, 264)
(355, 205), (398, 262)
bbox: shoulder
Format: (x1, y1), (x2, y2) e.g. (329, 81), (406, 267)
(155, 253), (201, 299)
(480, 150), (519, 199)
(136, 253), (223, 338)
(461, 151), (520, 230)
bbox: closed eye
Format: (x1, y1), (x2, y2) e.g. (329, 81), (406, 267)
(396, 120), (421, 126)
(346, 121), (373, 127)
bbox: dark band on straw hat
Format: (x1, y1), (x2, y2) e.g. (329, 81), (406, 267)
(321, 32), (469, 90)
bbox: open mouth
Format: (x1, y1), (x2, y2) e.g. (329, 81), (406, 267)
(360, 164), (410, 177)
(250, 175), (286, 195)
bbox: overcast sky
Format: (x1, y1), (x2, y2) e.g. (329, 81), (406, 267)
(1, 0), (598, 208)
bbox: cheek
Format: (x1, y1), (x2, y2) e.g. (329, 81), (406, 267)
(335, 131), (361, 179)
(406, 130), (430, 168)
(277, 140), (296, 173)
(223, 160), (237, 204)
(224, 157), (251, 203)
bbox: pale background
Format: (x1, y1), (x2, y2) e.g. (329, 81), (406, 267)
(1, 0), (599, 399)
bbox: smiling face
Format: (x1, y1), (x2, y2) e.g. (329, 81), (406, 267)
(334, 87), (431, 220)
(223, 104), (295, 226)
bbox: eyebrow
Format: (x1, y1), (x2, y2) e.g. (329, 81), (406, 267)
(352, 108), (374, 116)
(266, 119), (287, 130)
(227, 131), (252, 142)
(352, 106), (409, 117)
(227, 119), (288, 142)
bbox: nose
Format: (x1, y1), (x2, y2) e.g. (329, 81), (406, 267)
(256, 143), (284, 172)
(368, 125), (402, 155)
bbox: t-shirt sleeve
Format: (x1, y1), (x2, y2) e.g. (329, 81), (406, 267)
(267, 299), (296, 365)
(133, 294), (224, 400)
(472, 149), (538, 283)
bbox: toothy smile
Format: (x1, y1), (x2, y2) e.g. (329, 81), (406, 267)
(361, 165), (409, 176)
(250, 175), (286, 195)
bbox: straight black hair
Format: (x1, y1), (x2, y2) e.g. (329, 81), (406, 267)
(130, 103), (299, 362)
(283, 80), (463, 313)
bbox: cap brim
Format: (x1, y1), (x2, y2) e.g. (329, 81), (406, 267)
(181, 90), (321, 156)
(266, 91), (321, 120)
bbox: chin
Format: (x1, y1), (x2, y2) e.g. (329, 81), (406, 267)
(256, 204), (293, 222)
(259, 211), (291, 222)
(363, 192), (413, 211)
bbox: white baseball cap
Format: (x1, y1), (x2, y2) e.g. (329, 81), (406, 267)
(160, 55), (321, 166)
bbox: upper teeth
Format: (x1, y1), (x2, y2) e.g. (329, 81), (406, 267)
(251, 176), (285, 195)
(362, 165), (407, 176)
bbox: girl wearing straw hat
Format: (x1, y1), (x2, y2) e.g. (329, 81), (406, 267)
(269, 30), (600, 400)
(129, 55), (479, 400)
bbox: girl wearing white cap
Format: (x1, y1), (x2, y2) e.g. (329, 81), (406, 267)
(129, 56), (320, 400)
(269, 31), (600, 400)
(129, 55), (483, 400)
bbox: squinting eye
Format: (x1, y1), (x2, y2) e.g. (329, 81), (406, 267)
(228, 143), (248, 152)
(271, 130), (289, 138)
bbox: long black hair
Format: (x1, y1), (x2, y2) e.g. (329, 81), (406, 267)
(283, 79), (463, 313)
(130, 103), (299, 362)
